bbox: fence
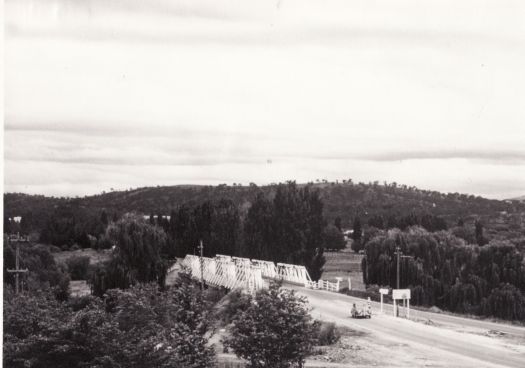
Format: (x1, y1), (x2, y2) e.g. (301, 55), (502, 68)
(306, 279), (341, 292)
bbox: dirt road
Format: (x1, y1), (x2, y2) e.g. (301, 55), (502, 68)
(292, 286), (525, 368)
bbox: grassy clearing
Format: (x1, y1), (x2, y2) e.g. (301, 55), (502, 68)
(322, 250), (365, 291)
(70, 280), (91, 297)
(53, 248), (112, 266)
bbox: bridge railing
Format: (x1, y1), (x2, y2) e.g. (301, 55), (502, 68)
(181, 254), (340, 293)
(182, 254), (265, 292)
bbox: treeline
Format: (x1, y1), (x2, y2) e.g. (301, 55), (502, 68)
(6, 180), (525, 233)
(155, 183), (334, 281)
(5, 204), (117, 250)
(362, 227), (525, 320)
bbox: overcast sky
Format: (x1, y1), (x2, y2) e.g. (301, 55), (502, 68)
(4, 0), (525, 199)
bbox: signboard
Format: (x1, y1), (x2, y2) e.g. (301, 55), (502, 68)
(379, 288), (389, 295)
(392, 289), (411, 300)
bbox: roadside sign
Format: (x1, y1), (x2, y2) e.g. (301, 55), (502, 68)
(379, 288), (389, 295)
(392, 289), (411, 300)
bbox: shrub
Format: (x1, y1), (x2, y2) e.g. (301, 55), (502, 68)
(48, 245), (61, 253)
(323, 225), (346, 251)
(316, 321), (341, 345)
(66, 255), (90, 280)
(4, 281), (217, 368)
(214, 289), (251, 326)
(70, 244), (81, 251)
(224, 283), (319, 368)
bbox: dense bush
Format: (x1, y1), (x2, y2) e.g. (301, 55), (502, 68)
(3, 242), (70, 301)
(243, 183), (326, 281)
(323, 225), (346, 251)
(90, 214), (169, 296)
(362, 227), (525, 320)
(66, 255), (90, 280)
(316, 321), (341, 346)
(224, 283), (318, 368)
(4, 276), (217, 368)
(214, 289), (252, 326)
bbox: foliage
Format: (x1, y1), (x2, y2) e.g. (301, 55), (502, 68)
(352, 217), (362, 242)
(7, 181), (523, 230)
(66, 255), (91, 280)
(90, 214), (169, 296)
(316, 321), (341, 346)
(362, 227), (525, 320)
(3, 277), (217, 368)
(224, 283), (319, 368)
(31, 199), (112, 248)
(214, 289), (251, 326)
(168, 199), (241, 259)
(243, 182), (326, 281)
(323, 225), (346, 251)
(475, 220), (487, 246)
(3, 242), (70, 301)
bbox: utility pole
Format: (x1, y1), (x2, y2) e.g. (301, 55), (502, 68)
(393, 245), (413, 317)
(7, 235), (29, 294)
(394, 246), (401, 289)
(198, 240), (204, 290)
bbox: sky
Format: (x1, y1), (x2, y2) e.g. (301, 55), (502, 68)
(4, 0), (525, 199)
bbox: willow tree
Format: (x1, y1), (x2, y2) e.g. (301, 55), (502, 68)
(91, 214), (169, 296)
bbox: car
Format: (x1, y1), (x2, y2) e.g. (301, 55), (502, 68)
(350, 303), (371, 319)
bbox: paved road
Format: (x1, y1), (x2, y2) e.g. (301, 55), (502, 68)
(289, 285), (525, 368)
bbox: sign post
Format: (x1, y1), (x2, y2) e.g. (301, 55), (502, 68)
(392, 289), (411, 318)
(379, 288), (389, 313)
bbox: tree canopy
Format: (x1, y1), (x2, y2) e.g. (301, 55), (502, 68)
(224, 283), (319, 368)
(362, 227), (525, 320)
(91, 214), (169, 296)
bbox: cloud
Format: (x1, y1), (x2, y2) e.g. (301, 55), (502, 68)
(356, 149), (525, 163)
(4, 0), (525, 199)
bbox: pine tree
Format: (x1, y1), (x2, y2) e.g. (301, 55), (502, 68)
(475, 220), (485, 246)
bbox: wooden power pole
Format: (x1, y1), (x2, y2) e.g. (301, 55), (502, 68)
(7, 235), (29, 294)
(198, 240), (204, 290)
(394, 246), (401, 289)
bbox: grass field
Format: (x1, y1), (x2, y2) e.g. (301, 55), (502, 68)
(53, 248), (112, 266)
(322, 249), (365, 291)
(52, 248), (112, 297)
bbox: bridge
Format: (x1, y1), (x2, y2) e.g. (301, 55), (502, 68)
(182, 254), (341, 293)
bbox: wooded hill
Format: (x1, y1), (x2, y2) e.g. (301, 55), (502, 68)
(5, 181), (524, 228)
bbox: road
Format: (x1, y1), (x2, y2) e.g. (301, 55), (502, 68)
(289, 285), (525, 368)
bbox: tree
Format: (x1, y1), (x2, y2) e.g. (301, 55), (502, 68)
(4, 216), (12, 234)
(352, 216), (362, 243)
(308, 247), (325, 282)
(243, 183), (326, 281)
(367, 214), (384, 229)
(334, 217), (342, 231)
(100, 210), (109, 227)
(224, 283), (318, 368)
(4, 242), (70, 301)
(475, 220), (486, 246)
(20, 211), (33, 235)
(90, 214), (169, 296)
(361, 227), (525, 320)
(4, 280), (217, 368)
(351, 216), (363, 253)
(323, 225), (346, 251)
